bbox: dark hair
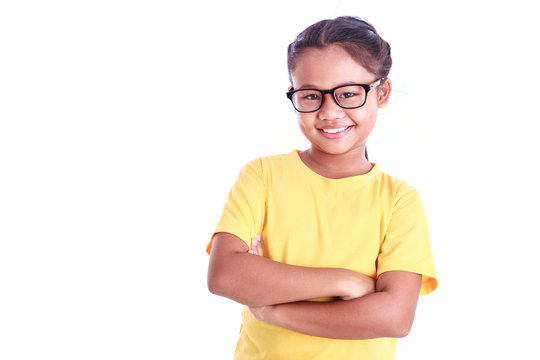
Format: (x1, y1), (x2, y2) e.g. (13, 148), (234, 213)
(287, 16), (392, 83)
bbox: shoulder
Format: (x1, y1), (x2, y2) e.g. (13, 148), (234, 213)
(375, 168), (424, 209)
(241, 151), (298, 176)
(235, 151), (297, 188)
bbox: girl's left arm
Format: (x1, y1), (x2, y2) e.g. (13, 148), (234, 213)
(250, 270), (421, 340)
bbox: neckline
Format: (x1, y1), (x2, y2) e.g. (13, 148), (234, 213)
(291, 149), (381, 188)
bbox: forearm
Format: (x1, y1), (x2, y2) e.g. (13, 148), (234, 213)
(207, 233), (374, 306)
(266, 293), (402, 339)
(254, 271), (422, 339)
(209, 251), (368, 306)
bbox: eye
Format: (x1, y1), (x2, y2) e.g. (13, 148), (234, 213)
(302, 92), (321, 101)
(339, 92), (358, 99)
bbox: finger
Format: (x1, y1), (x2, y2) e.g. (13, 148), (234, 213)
(250, 236), (257, 253)
(249, 236), (259, 256)
(255, 234), (264, 256)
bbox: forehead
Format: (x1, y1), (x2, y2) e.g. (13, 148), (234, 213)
(291, 45), (375, 89)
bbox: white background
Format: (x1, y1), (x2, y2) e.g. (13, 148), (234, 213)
(1, 0), (539, 359)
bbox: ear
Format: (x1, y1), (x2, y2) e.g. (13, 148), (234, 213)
(377, 78), (392, 108)
(287, 85), (298, 113)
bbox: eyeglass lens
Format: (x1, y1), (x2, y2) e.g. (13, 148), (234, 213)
(291, 85), (367, 112)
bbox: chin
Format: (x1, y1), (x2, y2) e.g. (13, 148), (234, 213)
(313, 144), (360, 156)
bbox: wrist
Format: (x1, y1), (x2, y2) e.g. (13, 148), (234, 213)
(265, 303), (286, 328)
(337, 270), (376, 300)
(250, 304), (278, 324)
(336, 270), (358, 297)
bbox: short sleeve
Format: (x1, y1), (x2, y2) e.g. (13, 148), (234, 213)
(206, 158), (267, 254)
(377, 187), (438, 295)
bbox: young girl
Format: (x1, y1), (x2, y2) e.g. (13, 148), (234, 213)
(207, 16), (437, 360)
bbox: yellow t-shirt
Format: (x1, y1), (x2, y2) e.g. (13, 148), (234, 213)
(208, 150), (438, 360)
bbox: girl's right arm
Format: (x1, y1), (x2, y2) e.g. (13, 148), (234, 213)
(207, 232), (375, 307)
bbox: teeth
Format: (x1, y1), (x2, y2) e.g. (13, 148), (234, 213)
(322, 127), (348, 134)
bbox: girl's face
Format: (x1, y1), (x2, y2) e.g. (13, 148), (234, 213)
(290, 45), (391, 159)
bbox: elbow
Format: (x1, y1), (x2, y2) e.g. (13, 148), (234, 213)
(348, 308), (415, 339)
(392, 321), (413, 338)
(208, 270), (253, 305)
(387, 313), (415, 338)
(207, 276), (218, 295)
(370, 300), (415, 338)
(377, 292), (418, 338)
(207, 256), (226, 295)
(208, 266), (240, 301)
(207, 253), (234, 297)
(208, 251), (253, 304)
(207, 270), (226, 296)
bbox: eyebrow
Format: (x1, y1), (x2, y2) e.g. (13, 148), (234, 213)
(295, 81), (362, 90)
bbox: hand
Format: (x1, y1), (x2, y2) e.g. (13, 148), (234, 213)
(339, 271), (376, 301)
(248, 234), (263, 256)
(249, 304), (275, 323)
(247, 236), (274, 322)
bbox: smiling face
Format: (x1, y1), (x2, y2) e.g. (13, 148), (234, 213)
(290, 45), (391, 160)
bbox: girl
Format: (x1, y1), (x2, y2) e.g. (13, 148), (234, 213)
(207, 16), (437, 360)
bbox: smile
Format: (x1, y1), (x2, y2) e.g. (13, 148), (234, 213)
(321, 127), (349, 134)
(318, 126), (353, 138)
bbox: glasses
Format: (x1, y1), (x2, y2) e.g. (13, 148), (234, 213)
(286, 78), (383, 113)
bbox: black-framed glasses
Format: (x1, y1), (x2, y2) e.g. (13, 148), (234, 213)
(286, 78), (383, 113)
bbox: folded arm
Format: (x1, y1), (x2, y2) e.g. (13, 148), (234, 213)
(251, 270), (422, 339)
(207, 232), (375, 307)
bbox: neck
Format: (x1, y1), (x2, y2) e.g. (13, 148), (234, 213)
(299, 146), (372, 179)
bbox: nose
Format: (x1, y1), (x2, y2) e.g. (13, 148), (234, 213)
(318, 93), (344, 119)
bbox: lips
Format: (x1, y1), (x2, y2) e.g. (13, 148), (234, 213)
(318, 125), (353, 138)
(321, 127), (348, 134)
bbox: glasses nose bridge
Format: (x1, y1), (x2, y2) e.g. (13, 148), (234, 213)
(320, 89), (339, 108)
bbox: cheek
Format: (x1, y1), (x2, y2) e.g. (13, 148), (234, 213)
(348, 108), (375, 123)
(351, 97), (379, 123)
(297, 114), (314, 131)
(297, 120), (310, 139)
(363, 93), (377, 109)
